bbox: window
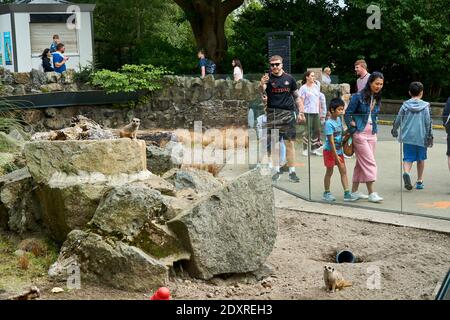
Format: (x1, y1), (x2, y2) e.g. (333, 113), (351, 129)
(30, 20), (78, 55)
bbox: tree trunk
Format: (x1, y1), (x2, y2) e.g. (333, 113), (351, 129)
(173, 0), (244, 71)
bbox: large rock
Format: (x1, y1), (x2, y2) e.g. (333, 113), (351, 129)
(89, 185), (188, 261)
(40, 83), (63, 92)
(61, 69), (75, 85)
(0, 168), (41, 233)
(46, 72), (61, 83)
(30, 69), (47, 87)
(146, 141), (183, 175)
(23, 139), (149, 242)
(13, 85), (26, 96)
(167, 169), (276, 280)
(90, 185), (165, 238)
(13, 72), (30, 85)
(163, 167), (223, 195)
(35, 170), (154, 243)
(0, 68), (14, 85)
(24, 139), (147, 184)
(49, 230), (169, 291)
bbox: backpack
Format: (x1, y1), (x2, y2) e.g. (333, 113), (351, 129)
(205, 59), (216, 74)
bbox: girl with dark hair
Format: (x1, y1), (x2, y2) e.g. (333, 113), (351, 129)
(40, 48), (54, 72)
(344, 72), (384, 203)
(232, 59), (243, 81)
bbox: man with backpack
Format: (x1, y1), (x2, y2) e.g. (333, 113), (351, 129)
(197, 49), (216, 78)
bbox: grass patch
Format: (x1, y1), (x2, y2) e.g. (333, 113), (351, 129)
(0, 232), (59, 293)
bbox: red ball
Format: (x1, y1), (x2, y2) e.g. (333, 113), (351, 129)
(156, 287), (171, 300)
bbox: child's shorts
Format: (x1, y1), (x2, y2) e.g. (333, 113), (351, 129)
(323, 150), (345, 168)
(403, 143), (427, 162)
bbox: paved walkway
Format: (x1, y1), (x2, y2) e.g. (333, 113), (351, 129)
(274, 188), (450, 234)
(274, 125), (450, 220)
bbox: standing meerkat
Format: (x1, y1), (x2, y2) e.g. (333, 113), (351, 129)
(323, 265), (352, 292)
(120, 118), (141, 139)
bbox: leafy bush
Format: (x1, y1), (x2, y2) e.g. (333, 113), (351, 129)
(90, 64), (172, 93)
(74, 61), (98, 85)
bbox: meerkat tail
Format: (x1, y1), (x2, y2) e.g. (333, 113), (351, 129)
(338, 280), (352, 288)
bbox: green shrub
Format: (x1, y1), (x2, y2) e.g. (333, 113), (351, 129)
(90, 64), (172, 94)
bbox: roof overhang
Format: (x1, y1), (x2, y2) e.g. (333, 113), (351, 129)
(0, 3), (96, 14)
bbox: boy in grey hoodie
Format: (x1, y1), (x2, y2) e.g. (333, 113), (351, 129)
(392, 82), (433, 190)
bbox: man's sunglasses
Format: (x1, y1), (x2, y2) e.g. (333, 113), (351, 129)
(270, 63), (281, 67)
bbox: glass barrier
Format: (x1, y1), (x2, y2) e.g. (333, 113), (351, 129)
(173, 74), (449, 221)
(400, 114), (449, 220)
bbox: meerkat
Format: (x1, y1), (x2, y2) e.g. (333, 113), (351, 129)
(120, 118), (141, 139)
(323, 265), (352, 292)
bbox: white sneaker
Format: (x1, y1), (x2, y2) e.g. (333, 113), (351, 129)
(368, 192), (384, 203)
(312, 149), (323, 157)
(302, 149), (309, 156)
(351, 191), (369, 200)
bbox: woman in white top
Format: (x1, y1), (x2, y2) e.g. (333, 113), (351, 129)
(298, 71), (325, 156)
(232, 59), (243, 81)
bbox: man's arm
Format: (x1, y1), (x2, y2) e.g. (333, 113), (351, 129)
(344, 94), (359, 130)
(443, 97), (450, 126)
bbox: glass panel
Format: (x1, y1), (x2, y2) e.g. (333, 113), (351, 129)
(401, 114), (450, 220)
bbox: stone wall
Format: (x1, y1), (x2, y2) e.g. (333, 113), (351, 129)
(0, 68), (79, 96)
(5, 73), (351, 132)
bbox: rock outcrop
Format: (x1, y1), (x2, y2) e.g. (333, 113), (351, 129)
(167, 169), (276, 280)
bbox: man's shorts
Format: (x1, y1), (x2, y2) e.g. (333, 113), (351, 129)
(267, 122), (296, 142)
(323, 150), (345, 168)
(403, 143), (427, 162)
(447, 135), (450, 156)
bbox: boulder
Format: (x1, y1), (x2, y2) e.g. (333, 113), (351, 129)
(0, 68), (14, 85)
(24, 139), (147, 184)
(0, 168), (41, 233)
(44, 118), (67, 130)
(44, 108), (58, 118)
(2, 85), (15, 95)
(40, 83), (63, 92)
(49, 230), (169, 291)
(131, 174), (176, 196)
(89, 185), (165, 238)
(167, 169), (276, 280)
(163, 167), (223, 195)
(13, 72), (30, 85)
(146, 142), (184, 176)
(61, 69), (75, 85)
(36, 181), (110, 243)
(89, 185), (188, 261)
(13, 85), (26, 96)
(30, 69), (47, 87)
(46, 72), (61, 83)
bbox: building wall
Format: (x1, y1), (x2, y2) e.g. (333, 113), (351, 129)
(0, 13), (14, 72)
(1, 11), (93, 72)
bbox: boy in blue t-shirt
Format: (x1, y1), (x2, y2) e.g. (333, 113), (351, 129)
(323, 98), (358, 202)
(52, 43), (69, 74)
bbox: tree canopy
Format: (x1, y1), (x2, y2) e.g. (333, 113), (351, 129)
(68, 0), (448, 100)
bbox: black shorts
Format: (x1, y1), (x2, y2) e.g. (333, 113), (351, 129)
(447, 135), (450, 156)
(268, 122), (296, 142)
